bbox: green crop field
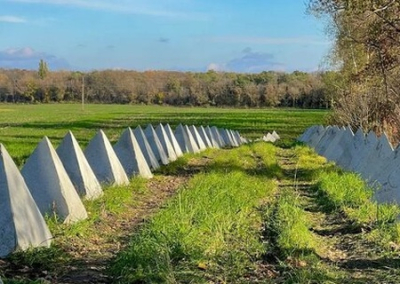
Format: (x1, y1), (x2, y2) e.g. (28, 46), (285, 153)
(0, 103), (328, 166)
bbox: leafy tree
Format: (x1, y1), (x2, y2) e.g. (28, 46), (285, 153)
(38, 59), (49, 80)
(309, 0), (400, 140)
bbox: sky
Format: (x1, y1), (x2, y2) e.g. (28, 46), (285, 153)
(0, 0), (332, 73)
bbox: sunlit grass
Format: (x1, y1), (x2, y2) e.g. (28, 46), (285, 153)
(0, 104), (327, 166)
(109, 144), (277, 283)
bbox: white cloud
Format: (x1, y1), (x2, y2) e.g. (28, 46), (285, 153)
(7, 0), (207, 19)
(0, 15), (26, 23)
(0, 47), (70, 70)
(207, 63), (225, 72)
(207, 48), (285, 73)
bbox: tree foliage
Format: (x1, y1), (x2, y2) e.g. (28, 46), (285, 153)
(0, 68), (330, 109)
(309, 0), (400, 140)
(38, 59), (49, 80)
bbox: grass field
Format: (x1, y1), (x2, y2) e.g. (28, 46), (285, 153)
(2, 104), (400, 283)
(0, 104), (328, 166)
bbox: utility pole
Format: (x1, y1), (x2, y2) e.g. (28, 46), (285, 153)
(81, 75), (85, 111)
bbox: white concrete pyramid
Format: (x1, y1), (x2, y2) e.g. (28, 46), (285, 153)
(225, 129), (237, 147)
(352, 131), (378, 172)
(114, 128), (153, 178)
(263, 133), (276, 143)
(315, 126), (340, 155)
(205, 126), (220, 148)
(322, 128), (346, 161)
(57, 131), (103, 200)
(226, 129), (237, 146)
(272, 131), (280, 141)
(211, 126), (226, 147)
(155, 124), (178, 162)
(144, 124), (169, 165)
(308, 125), (326, 148)
(0, 144), (52, 257)
(299, 126), (317, 143)
(329, 126), (355, 167)
(189, 125), (207, 151)
(228, 129), (240, 147)
(374, 143), (400, 204)
(233, 131), (243, 145)
(84, 130), (129, 186)
(219, 128), (233, 146)
(174, 124), (200, 154)
(21, 137), (88, 223)
(133, 126), (160, 170)
(361, 132), (394, 181)
(344, 128), (366, 171)
(164, 124), (183, 157)
(197, 126), (212, 148)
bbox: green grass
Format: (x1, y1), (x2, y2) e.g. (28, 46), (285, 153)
(273, 190), (316, 255)
(316, 171), (400, 226)
(109, 143), (277, 283)
(295, 146), (400, 252)
(0, 104), (327, 166)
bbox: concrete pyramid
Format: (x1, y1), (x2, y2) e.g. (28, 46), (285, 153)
(340, 128), (365, 171)
(272, 131), (280, 141)
(361, 132), (394, 181)
(315, 126), (340, 155)
(197, 126), (212, 148)
(189, 125), (207, 151)
(263, 133), (276, 143)
(225, 129), (239, 147)
(164, 124), (183, 157)
(22, 137), (88, 223)
(308, 125), (326, 148)
(155, 124), (178, 162)
(351, 131), (378, 172)
(322, 128), (347, 161)
(0, 144), (52, 257)
(374, 144), (400, 204)
(229, 130), (239, 146)
(298, 126), (317, 143)
(211, 126), (226, 147)
(174, 124), (200, 154)
(233, 131), (243, 146)
(228, 129), (240, 147)
(114, 128), (153, 179)
(144, 124), (169, 165)
(84, 130), (129, 186)
(57, 131), (103, 200)
(219, 128), (233, 147)
(367, 133), (395, 180)
(133, 126), (160, 170)
(205, 126), (220, 148)
(227, 129), (238, 146)
(329, 127), (355, 167)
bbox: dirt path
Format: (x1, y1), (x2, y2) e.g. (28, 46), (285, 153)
(275, 147), (400, 283)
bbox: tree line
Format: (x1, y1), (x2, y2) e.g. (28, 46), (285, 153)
(309, 0), (400, 141)
(0, 68), (333, 108)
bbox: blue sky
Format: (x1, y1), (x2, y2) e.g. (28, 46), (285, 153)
(0, 0), (331, 72)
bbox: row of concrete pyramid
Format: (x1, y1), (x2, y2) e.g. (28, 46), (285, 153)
(258, 131), (280, 143)
(298, 125), (400, 205)
(0, 123), (246, 258)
